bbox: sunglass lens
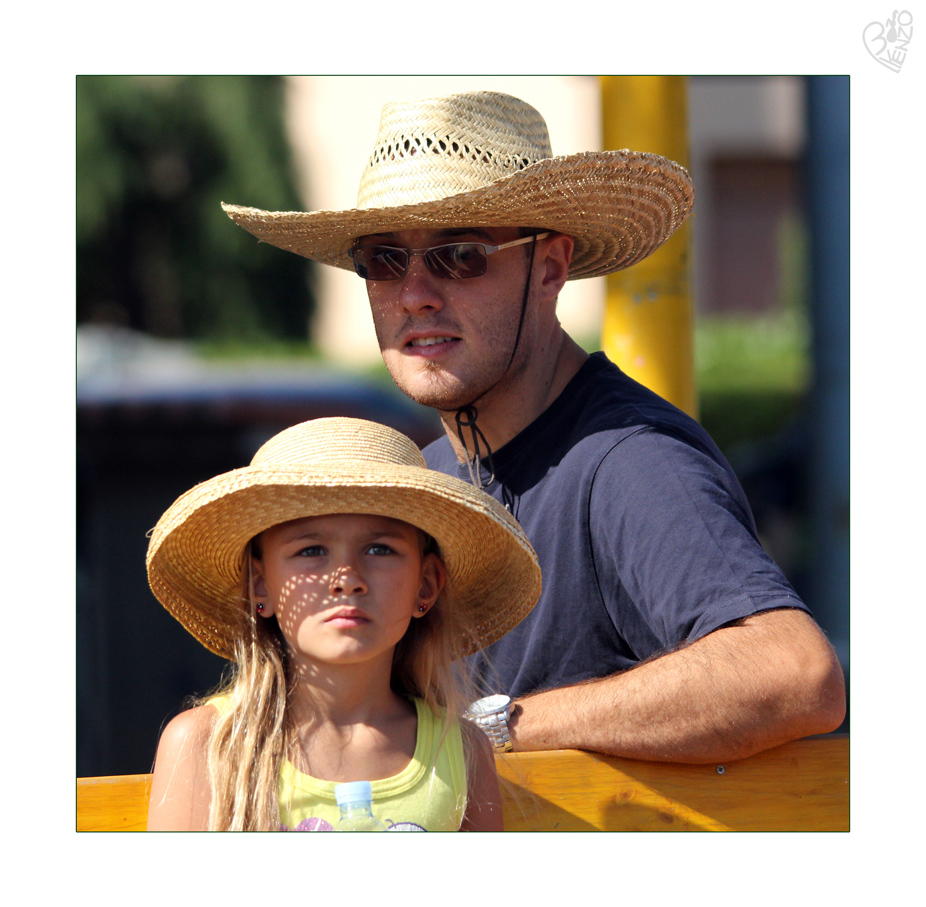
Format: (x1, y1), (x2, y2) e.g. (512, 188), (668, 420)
(350, 242), (489, 280)
(350, 246), (408, 280)
(427, 243), (488, 279)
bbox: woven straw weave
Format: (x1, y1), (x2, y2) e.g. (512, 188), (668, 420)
(147, 418), (541, 661)
(358, 91), (554, 209)
(222, 90), (694, 280)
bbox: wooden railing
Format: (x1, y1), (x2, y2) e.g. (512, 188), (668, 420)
(76, 734), (848, 832)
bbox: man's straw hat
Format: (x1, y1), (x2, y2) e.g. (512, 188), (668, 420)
(222, 90), (694, 280)
(147, 417), (541, 660)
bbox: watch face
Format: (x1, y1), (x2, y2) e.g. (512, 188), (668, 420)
(473, 694), (511, 717)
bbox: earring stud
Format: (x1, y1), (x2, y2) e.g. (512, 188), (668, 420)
(418, 604), (427, 614)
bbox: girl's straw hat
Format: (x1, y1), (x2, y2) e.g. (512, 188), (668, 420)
(221, 90), (694, 280)
(147, 417), (541, 660)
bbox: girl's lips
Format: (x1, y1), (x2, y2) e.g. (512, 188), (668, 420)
(326, 609), (370, 626)
(327, 617), (369, 628)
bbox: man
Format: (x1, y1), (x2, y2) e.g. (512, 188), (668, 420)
(223, 89), (846, 763)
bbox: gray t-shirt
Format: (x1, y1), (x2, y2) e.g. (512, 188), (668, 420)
(424, 352), (809, 697)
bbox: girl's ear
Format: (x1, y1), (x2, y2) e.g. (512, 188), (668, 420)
(250, 556), (274, 617)
(414, 553), (446, 617)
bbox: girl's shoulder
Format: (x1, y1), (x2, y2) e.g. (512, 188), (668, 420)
(148, 702), (220, 831)
(458, 718), (504, 831)
(156, 701), (220, 760)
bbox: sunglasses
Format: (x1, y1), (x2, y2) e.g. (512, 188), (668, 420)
(348, 232), (551, 281)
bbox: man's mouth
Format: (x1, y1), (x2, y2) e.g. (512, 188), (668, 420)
(407, 335), (457, 348)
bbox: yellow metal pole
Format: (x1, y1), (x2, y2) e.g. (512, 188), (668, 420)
(599, 76), (697, 418)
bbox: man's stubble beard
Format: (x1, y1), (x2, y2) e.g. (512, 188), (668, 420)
(374, 280), (533, 414)
(386, 353), (489, 413)
(383, 325), (532, 415)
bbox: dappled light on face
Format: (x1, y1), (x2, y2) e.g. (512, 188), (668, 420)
(252, 513), (435, 674)
(327, 564), (368, 596)
(275, 572), (329, 640)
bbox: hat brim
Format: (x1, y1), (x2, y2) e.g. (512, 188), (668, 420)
(223, 150), (694, 280)
(147, 463), (541, 660)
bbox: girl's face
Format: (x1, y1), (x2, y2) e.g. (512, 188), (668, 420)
(251, 513), (445, 673)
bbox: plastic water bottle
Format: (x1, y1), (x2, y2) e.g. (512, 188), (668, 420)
(334, 781), (388, 831)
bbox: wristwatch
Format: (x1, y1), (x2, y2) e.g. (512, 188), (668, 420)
(465, 694), (514, 752)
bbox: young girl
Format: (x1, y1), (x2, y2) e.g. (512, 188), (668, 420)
(145, 416), (540, 831)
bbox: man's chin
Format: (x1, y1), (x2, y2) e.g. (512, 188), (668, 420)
(398, 383), (468, 412)
(388, 367), (470, 412)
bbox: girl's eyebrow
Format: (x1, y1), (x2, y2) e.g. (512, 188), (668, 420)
(283, 528), (410, 543)
(364, 530), (412, 543)
(277, 532), (326, 548)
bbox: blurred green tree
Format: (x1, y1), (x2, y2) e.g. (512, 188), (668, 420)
(77, 75), (314, 342)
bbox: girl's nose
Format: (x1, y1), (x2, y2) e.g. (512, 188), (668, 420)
(329, 564), (367, 596)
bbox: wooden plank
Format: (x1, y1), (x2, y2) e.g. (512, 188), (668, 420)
(76, 735), (848, 831)
(76, 774), (151, 831)
(495, 735), (849, 831)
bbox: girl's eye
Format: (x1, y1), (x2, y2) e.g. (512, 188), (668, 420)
(298, 546), (325, 557)
(367, 544), (394, 556)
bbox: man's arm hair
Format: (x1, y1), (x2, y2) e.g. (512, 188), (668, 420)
(507, 608), (846, 764)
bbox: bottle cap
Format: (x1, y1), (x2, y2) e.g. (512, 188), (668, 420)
(335, 780), (373, 806)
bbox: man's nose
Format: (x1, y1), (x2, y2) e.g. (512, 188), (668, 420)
(397, 254), (446, 315)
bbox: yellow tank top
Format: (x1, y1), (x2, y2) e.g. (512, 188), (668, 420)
(209, 695), (467, 831)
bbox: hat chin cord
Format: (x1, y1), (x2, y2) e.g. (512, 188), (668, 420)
(453, 235), (538, 490)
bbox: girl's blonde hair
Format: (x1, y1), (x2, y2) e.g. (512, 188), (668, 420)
(199, 532), (478, 831)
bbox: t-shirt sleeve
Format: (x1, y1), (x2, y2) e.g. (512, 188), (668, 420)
(587, 425), (809, 656)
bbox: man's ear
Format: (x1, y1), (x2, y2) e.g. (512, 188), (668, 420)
(414, 553), (447, 617)
(535, 232), (573, 305)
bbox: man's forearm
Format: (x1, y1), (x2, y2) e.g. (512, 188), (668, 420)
(507, 609), (846, 763)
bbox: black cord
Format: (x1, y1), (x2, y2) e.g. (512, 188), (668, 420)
(453, 234), (540, 490)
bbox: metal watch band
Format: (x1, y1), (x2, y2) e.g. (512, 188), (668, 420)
(476, 709), (513, 752)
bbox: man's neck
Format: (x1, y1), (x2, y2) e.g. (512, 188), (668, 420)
(439, 333), (589, 461)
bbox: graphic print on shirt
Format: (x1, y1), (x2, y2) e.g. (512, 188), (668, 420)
(282, 817), (427, 831)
